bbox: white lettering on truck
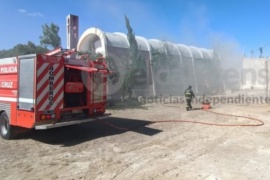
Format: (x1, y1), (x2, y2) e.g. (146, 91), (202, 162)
(0, 66), (17, 73)
(1, 82), (13, 88)
(48, 66), (54, 105)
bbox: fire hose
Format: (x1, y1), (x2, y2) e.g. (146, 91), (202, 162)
(97, 105), (264, 131)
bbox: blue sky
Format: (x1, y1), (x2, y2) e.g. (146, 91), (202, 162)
(1, 0), (270, 57)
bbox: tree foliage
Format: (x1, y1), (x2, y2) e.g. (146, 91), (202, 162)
(120, 15), (146, 98)
(0, 41), (48, 58)
(150, 41), (182, 90)
(125, 15), (139, 64)
(0, 23), (60, 58)
(39, 23), (61, 49)
(151, 41), (176, 71)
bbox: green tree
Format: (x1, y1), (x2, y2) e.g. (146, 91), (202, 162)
(0, 41), (48, 58)
(125, 15), (139, 65)
(39, 23), (61, 49)
(151, 41), (176, 71)
(121, 15), (145, 98)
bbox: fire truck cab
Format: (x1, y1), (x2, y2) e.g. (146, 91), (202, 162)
(0, 48), (109, 139)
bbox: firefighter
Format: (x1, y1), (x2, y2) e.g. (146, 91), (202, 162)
(184, 85), (196, 111)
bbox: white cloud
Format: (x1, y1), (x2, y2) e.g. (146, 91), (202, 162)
(28, 12), (44, 17)
(18, 9), (44, 17)
(18, 9), (27, 13)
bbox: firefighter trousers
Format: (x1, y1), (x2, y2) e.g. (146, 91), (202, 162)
(186, 99), (192, 109)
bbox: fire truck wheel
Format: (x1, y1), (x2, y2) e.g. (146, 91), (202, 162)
(0, 112), (16, 139)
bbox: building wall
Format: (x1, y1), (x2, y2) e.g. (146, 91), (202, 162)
(242, 58), (270, 90)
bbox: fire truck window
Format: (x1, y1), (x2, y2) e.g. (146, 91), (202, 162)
(18, 56), (35, 110)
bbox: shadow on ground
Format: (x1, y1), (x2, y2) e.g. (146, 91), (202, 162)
(18, 117), (162, 147)
(107, 99), (150, 110)
(190, 108), (202, 111)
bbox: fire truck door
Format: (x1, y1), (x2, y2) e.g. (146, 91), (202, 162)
(17, 55), (35, 111)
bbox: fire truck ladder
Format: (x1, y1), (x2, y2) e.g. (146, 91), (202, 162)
(45, 47), (76, 56)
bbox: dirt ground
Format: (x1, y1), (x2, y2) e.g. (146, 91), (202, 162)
(1, 99), (270, 180)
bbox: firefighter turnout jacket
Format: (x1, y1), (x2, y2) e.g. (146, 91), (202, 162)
(184, 88), (195, 100)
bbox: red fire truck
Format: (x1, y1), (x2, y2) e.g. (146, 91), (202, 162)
(0, 48), (110, 139)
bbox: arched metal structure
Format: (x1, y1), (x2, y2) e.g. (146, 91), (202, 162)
(77, 27), (219, 98)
